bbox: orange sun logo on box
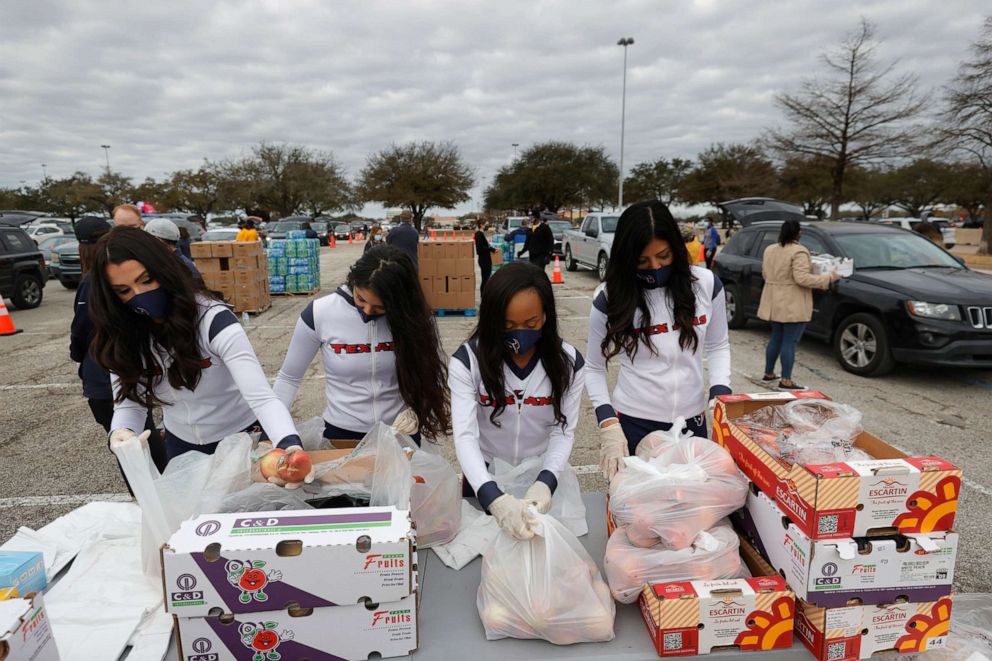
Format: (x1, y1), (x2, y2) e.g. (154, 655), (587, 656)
(893, 476), (960, 533)
(734, 597), (794, 651)
(896, 598), (952, 653)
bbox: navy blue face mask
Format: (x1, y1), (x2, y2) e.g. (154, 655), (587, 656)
(504, 328), (542, 355)
(635, 265), (674, 289)
(358, 308), (383, 324)
(125, 288), (170, 319)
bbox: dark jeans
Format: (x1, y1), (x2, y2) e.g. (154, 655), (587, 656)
(618, 411), (708, 455)
(704, 248), (716, 269)
(323, 421), (421, 446)
(529, 254), (550, 269)
(87, 398), (163, 493)
(164, 420), (263, 463)
(479, 258), (492, 294)
(764, 322), (807, 380)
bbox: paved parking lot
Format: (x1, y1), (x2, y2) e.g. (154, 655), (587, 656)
(2, 241), (991, 593)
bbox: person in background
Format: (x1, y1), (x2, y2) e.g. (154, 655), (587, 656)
(913, 221), (945, 248)
(588, 200), (732, 479)
(757, 219), (839, 391)
(526, 210), (555, 269)
(683, 227), (702, 266)
(507, 217), (531, 260)
(703, 217), (720, 269)
(145, 218), (201, 278)
(364, 225), (385, 253)
(386, 210), (420, 264)
(449, 262), (585, 540)
(70, 219), (163, 487)
(474, 219), (495, 294)
(112, 204), (144, 229)
(88, 228), (306, 472)
(301, 222), (319, 240)
(236, 218), (259, 242)
(177, 226), (193, 260)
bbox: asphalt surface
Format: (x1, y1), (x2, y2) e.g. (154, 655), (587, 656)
(2, 240), (991, 594)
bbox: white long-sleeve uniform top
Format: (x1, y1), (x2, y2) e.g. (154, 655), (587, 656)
(111, 297), (298, 445)
(273, 287), (404, 434)
(449, 339), (585, 508)
(585, 267), (731, 425)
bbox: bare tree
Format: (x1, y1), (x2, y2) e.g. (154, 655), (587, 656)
(938, 17), (992, 254)
(767, 19), (926, 219)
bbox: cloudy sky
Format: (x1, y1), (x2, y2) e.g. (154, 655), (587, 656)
(0, 0), (987, 215)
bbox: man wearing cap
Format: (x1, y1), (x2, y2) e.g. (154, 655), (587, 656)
(145, 218), (202, 278)
(386, 209), (419, 264)
(112, 203), (144, 229)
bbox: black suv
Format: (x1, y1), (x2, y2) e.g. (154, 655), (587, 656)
(714, 221), (992, 376)
(0, 226), (46, 308)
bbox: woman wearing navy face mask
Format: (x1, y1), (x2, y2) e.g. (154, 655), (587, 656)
(273, 245), (450, 445)
(587, 200), (731, 481)
(88, 228), (308, 478)
(449, 262), (585, 540)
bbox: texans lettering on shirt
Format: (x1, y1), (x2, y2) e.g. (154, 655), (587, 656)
(478, 390), (554, 407)
(632, 314), (707, 337)
(327, 342), (395, 354)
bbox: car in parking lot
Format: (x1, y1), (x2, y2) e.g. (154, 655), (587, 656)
(561, 213), (619, 280)
(0, 225), (46, 308)
(547, 220), (573, 256)
(310, 220), (332, 245)
(263, 219), (304, 242)
(37, 235), (78, 278)
(201, 228), (240, 242)
(876, 217), (957, 249)
(332, 223), (352, 240)
(713, 220), (992, 375)
(49, 241), (82, 289)
(25, 223), (66, 243)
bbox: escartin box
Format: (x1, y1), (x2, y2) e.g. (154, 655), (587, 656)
(231, 241), (262, 258)
(161, 507), (416, 617)
(212, 241), (235, 258)
(190, 242), (213, 259)
(232, 256), (260, 271)
(712, 392), (961, 541)
(196, 257), (226, 273)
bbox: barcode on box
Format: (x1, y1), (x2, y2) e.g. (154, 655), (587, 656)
(663, 632), (683, 651)
(818, 515), (839, 535)
(827, 641), (846, 660)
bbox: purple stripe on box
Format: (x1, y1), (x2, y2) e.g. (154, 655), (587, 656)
(232, 511), (392, 529)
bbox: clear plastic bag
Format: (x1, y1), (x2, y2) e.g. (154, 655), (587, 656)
(609, 437), (747, 549)
(408, 446), (461, 548)
(604, 522), (742, 604)
(634, 416), (696, 460)
(492, 456), (587, 537)
(734, 399), (867, 465)
(477, 511), (615, 644)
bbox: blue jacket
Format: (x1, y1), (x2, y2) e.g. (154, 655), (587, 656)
(70, 277), (112, 400)
(704, 225), (720, 251)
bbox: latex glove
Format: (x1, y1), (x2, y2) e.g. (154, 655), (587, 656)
(391, 408), (419, 436)
(524, 481), (552, 514)
(109, 428), (151, 450)
(265, 445), (316, 490)
(489, 494), (536, 540)
(598, 421), (629, 482)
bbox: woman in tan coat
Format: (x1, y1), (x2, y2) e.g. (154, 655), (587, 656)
(758, 220), (839, 390)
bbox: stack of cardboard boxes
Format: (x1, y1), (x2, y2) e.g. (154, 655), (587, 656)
(190, 241), (271, 314)
(164, 507), (419, 660)
(418, 240), (476, 310)
(266, 235), (321, 294)
(713, 391), (960, 661)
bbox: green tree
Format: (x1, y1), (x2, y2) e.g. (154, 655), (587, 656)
(622, 157), (693, 205)
(777, 156), (833, 218)
(680, 143), (778, 206)
(39, 173), (103, 220)
(132, 177), (170, 211)
(882, 159), (951, 217)
(94, 171), (134, 214)
(163, 164), (225, 218)
(938, 16), (992, 253)
(767, 19), (926, 218)
(942, 162), (991, 224)
(484, 142), (617, 213)
(357, 141), (473, 228)
(845, 166), (892, 219)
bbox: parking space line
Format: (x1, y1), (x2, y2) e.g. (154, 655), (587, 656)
(0, 493), (133, 509)
(0, 383), (76, 391)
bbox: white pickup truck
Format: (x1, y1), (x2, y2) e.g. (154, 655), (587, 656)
(561, 213), (619, 280)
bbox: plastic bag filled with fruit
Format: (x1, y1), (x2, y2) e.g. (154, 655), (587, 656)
(477, 509), (615, 645)
(609, 437), (747, 550)
(604, 522), (742, 604)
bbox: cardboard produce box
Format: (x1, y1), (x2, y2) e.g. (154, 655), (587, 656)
(175, 596), (417, 661)
(712, 392), (961, 540)
(735, 485), (956, 608)
(0, 552), (46, 598)
(162, 507), (416, 617)
(795, 595), (952, 660)
(638, 536), (795, 657)
(0, 593), (60, 661)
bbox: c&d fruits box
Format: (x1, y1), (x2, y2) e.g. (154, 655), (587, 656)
(0, 593), (59, 661)
(712, 392), (961, 540)
(162, 507), (416, 617)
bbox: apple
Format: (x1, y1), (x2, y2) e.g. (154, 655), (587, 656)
(278, 450), (313, 483)
(258, 448), (286, 480)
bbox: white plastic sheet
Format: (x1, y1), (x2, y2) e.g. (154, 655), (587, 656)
(492, 455), (587, 537)
(431, 501), (500, 570)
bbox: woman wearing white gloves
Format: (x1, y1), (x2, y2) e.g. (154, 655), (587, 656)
(273, 245), (450, 445)
(587, 200), (732, 480)
(449, 263), (585, 540)
(87, 228), (310, 483)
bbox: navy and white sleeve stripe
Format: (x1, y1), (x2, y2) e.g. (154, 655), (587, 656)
(208, 308), (239, 342)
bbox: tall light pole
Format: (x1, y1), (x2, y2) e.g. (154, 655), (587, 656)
(512, 143), (519, 159)
(617, 37), (634, 209)
(100, 144), (111, 172)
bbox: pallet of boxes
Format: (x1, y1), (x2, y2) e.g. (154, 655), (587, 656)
(191, 241), (272, 314)
(713, 391), (960, 660)
(418, 240), (476, 314)
(266, 231), (321, 296)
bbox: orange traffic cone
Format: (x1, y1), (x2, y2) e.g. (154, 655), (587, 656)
(431, 230), (437, 240)
(462, 230), (468, 241)
(330, 234), (336, 248)
(0, 298), (22, 336)
(348, 232), (353, 244)
(551, 256), (564, 284)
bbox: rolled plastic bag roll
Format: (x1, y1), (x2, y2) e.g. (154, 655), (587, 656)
(477, 511), (615, 644)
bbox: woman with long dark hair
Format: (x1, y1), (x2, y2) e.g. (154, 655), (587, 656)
(588, 200), (732, 480)
(757, 219), (837, 390)
(273, 245), (450, 444)
(88, 228), (306, 475)
(449, 262), (585, 540)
